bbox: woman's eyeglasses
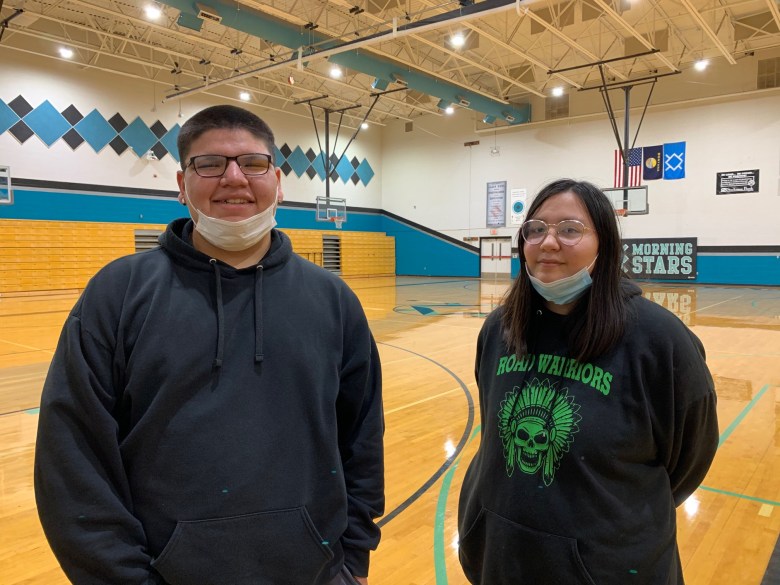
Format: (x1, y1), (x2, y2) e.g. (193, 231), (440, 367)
(521, 219), (592, 246)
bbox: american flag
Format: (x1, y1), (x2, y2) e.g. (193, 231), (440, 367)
(613, 148), (642, 188)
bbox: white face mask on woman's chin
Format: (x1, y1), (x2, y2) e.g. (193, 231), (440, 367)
(185, 193), (277, 252)
(526, 256), (598, 305)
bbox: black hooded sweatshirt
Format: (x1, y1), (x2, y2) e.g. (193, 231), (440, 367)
(458, 283), (718, 585)
(35, 219), (384, 585)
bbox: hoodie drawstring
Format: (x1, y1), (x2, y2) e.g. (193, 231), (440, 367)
(209, 259), (225, 369)
(254, 265), (264, 363)
(208, 258), (264, 368)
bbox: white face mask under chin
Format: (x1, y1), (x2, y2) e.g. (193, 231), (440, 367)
(526, 256), (598, 305)
(185, 193), (277, 252)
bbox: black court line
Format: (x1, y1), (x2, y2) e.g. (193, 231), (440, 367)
(763, 534), (780, 585)
(376, 341), (474, 528)
(395, 279), (477, 288)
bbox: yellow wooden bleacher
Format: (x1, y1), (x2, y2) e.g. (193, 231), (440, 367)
(0, 219), (395, 294)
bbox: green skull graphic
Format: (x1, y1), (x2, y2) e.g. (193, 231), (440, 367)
(498, 378), (581, 486)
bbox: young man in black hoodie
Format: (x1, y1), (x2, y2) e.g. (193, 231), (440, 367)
(35, 104), (384, 585)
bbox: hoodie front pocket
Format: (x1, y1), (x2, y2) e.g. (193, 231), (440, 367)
(459, 507), (596, 585)
(151, 506), (334, 585)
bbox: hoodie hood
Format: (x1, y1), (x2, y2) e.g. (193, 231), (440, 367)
(158, 218), (291, 274)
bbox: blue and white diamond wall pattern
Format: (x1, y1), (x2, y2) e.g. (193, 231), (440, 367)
(0, 96), (375, 187)
(274, 143), (374, 186)
(1, 95), (181, 161)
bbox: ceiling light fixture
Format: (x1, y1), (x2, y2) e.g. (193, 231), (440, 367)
(329, 65), (343, 79)
(450, 33), (465, 48)
(552, 86), (564, 97)
(694, 59), (709, 71)
(59, 47), (74, 59)
(144, 4), (162, 19)
(239, 91), (250, 101)
(445, 105), (455, 115)
(361, 122), (369, 130)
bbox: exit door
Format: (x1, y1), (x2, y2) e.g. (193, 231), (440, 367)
(480, 237), (512, 278)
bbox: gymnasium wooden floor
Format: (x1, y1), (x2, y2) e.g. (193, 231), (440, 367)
(1, 277), (779, 584)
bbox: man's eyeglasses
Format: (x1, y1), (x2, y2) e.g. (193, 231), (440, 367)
(521, 219), (592, 246)
(185, 153), (273, 178)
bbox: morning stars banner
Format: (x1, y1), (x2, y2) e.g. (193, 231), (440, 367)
(621, 238), (697, 280)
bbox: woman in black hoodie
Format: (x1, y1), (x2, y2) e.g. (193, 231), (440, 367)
(458, 178), (718, 585)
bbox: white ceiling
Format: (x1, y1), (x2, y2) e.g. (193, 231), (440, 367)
(2, 0), (779, 127)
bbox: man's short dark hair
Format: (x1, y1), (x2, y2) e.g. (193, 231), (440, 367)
(177, 105), (276, 169)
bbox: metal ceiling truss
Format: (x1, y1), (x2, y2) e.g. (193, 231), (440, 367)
(1, 0), (779, 127)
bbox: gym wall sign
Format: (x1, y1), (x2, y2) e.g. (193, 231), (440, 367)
(622, 238), (697, 280)
(716, 169), (759, 194)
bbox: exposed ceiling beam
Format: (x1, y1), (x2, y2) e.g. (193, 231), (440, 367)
(678, 0), (737, 64)
(767, 0), (780, 32)
(588, 0), (679, 72)
(161, 0), (530, 123)
(516, 3), (628, 81)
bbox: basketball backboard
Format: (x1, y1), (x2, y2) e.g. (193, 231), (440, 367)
(0, 166), (12, 205)
(602, 185), (648, 215)
(315, 196), (347, 228)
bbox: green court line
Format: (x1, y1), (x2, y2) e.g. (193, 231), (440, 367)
(434, 426), (480, 585)
(697, 485), (780, 508)
(718, 384), (772, 447)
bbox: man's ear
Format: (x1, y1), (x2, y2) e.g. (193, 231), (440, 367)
(275, 169), (284, 203)
(176, 170), (187, 204)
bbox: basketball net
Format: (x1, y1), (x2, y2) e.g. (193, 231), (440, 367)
(330, 217), (343, 229)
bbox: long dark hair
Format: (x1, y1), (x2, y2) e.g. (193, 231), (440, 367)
(501, 179), (629, 362)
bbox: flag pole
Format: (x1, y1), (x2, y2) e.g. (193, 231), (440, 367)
(622, 86), (631, 208)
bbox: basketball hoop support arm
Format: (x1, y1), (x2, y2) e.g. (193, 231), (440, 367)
(296, 87), (406, 201)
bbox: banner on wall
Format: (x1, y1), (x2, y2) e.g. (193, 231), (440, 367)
(510, 188), (527, 225)
(716, 169), (759, 194)
(621, 238), (697, 280)
(486, 181), (507, 227)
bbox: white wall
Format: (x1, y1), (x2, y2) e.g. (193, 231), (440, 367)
(3, 46), (779, 248)
(0, 49), (382, 208)
(381, 89), (780, 247)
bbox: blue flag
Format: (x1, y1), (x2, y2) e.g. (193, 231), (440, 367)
(642, 145), (663, 180)
(663, 141), (686, 180)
